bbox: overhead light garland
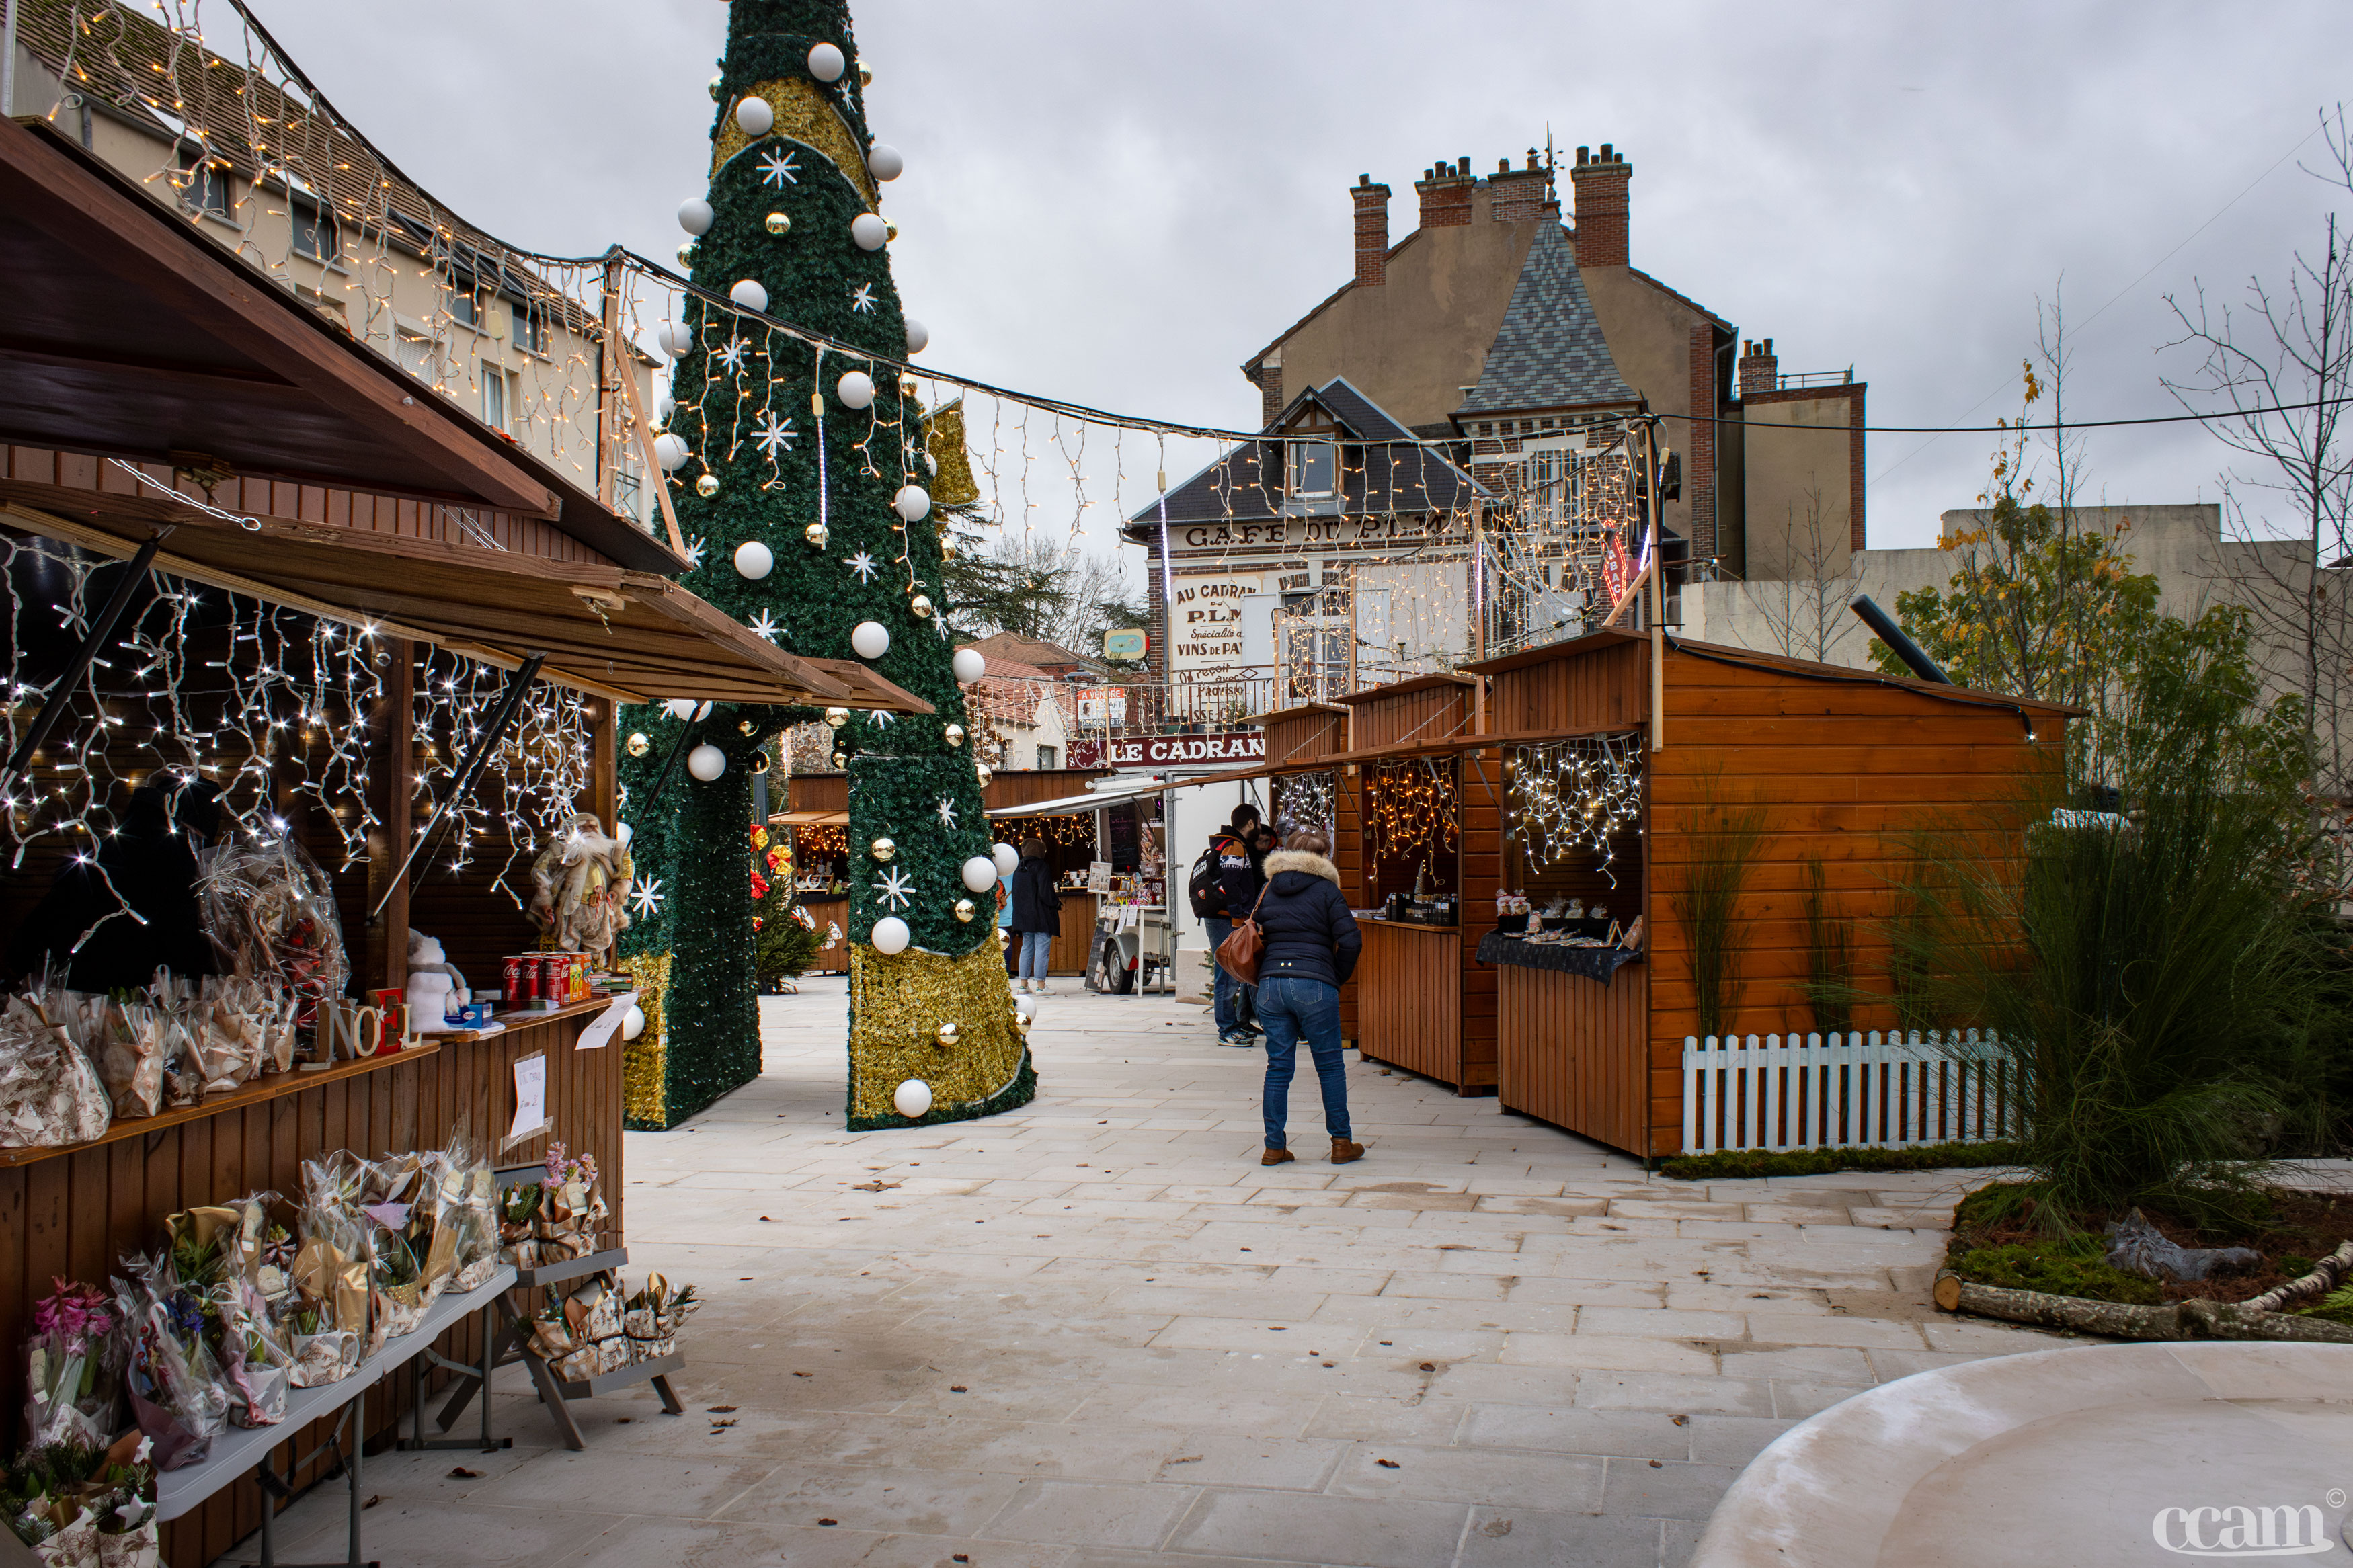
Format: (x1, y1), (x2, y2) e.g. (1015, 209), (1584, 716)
(1366, 757), (1458, 869)
(411, 647), (594, 903)
(1505, 733), (1644, 883)
(1272, 769), (1336, 843)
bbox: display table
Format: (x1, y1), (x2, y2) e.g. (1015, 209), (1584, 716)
(155, 1264), (516, 1566)
(1476, 929), (1643, 985)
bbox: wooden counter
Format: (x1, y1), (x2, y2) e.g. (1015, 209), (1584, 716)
(1051, 889), (1097, 975)
(1355, 919), (1489, 1092)
(1495, 957), (1649, 1153)
(797, 892), (851, 973)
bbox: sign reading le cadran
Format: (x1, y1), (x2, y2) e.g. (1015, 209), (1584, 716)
(1108, 733), (1266, 769)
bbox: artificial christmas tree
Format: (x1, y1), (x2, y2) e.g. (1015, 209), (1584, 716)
(618, 0), (1033, 1129)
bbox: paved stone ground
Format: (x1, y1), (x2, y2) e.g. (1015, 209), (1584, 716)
(227, 978), (2078, 1568)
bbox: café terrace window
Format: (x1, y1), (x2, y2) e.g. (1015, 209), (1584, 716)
(1287, 439), (1337, 497)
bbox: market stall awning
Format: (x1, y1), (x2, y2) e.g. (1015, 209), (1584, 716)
(0, 116), (682, 575)
(0, 485), (929, 711)
(987, 774), (1180, 819)
(768, 809), (849, 827)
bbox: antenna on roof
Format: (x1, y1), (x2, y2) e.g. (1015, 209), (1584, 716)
(1544, 124), (1556, 170)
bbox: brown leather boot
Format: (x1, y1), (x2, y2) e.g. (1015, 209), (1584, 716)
(1261, 1147), (1295, 1166)
(1330, 1139), (1365, 1165)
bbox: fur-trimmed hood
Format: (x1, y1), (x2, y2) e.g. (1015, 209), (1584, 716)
(1263, 849), (1341, 886)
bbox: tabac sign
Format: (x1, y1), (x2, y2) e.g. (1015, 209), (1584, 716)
(1105, 732), (1267, 770)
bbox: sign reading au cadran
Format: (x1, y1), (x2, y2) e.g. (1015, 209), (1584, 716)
(1107, 733), (1266, 769)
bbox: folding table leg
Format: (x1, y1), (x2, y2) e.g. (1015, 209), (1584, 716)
(524, 1343), (588, 1450)
(649, 1374), (684, 1415)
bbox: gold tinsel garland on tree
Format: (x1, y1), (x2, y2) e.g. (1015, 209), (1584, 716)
(621, 950), (674, 1128)
(846, 942), (1031, 1126)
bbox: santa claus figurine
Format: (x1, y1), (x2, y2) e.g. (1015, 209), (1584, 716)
(527, 814), (635, 966)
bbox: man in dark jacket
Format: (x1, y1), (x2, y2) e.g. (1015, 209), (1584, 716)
(1250, 829), (1365, 1165)
(1201, 803), (1264, 1046)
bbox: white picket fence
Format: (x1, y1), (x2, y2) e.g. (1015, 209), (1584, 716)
(1680, 1030), (2020, 1155)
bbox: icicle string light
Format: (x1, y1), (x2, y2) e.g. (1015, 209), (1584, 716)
(1505, 733), (1644, 883)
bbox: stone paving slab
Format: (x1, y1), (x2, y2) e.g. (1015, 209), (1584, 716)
(221, 978), (2268, 1568)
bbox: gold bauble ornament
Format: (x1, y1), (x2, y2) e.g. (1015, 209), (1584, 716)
(626, 732), (651, 758)
(935, 1022), (959, 1046)
(943, 723), (965, 747)
(898, 374), (920, 399)
(870, 836), (896, 862)
(974, 763), (993, 787)
(953, 898), (976, 923)
(764, 211), (791, 235)
(1014, 1014), (1031, 1036)
(884, 218), (900, 242)
(859, 65), (873, 86)
(707, 74), (722, 100)
(824, 707), (849, 728)
(831, 751), (848, 768)
(804, 521), (830, 548)
(910, 595), (933, 618)
(738, 719), (756, 735)
(676, 242), (696, 266)
(694, 473), (720, 498)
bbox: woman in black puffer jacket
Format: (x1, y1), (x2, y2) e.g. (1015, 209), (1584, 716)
(1247, 828), (1365, 1167)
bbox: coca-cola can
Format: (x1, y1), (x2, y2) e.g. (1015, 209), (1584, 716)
(541, 952), (566, 1008)
(502, 954), (524, 1007)
(510, 954), (536, 1006)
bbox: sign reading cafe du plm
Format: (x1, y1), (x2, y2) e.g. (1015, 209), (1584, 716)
(1107, 733), (1267, 769)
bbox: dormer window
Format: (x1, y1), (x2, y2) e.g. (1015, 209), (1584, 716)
(1288, 440), (1336, 497)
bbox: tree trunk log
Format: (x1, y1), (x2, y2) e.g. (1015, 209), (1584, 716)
(2242, 1240), (2353, 1315)
(1933, 1269), (2353, 1344)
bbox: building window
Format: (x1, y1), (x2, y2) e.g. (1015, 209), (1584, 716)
(1288, 440), (1336, 497)
(449, 280), (485, 330)
(393, 328), (434, 382)
(511, 303), (549, 356)
(1036, 745), (1058, 770)
(290, 193), (337, 261)
(176, 145), (231, 220)
(481, 364), (508, 430)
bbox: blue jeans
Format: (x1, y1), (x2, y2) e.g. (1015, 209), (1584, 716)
(1257, 974), (1350, 1148)
(1017, 930), (1051, 981)
(1205, 917), (1240, 1033)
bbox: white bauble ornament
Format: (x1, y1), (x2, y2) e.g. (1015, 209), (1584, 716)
(807, 41), (846, 81)
(655, 391), (676, 426)
(621, 1005), (646, 1042)
(662, 698), (699, 720)
(617, 821), (634, 847)
(961, 856), (998, 893)
(951, 647), (986, 684)
(656, 320), (693, 358)
(653, 432), (690, 472)
(686, 744), (727, 782)
(904, 318), (930, 355)
(850, 213), (887, 251)
(893, 484), (931, 522)
(892, 1077), (932, 1118)
(991, 842), (1019, 876)
(850, 621), (889, 660)
(734, 95), (774, 136)
(871, 917), (910, 955)
(1014, 999), (1035, 1026)
(733, 540), (774, 580)
(729, 278), (768, 313)
(836, 370), (875, 409)
(677, 198), (713, 236)
(867, 143), (904, 182)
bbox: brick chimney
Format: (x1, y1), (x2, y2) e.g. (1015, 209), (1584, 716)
(1484, 148), (1556, 224)
(1568, 143), (1631, 267)
(1352, 174), (1391, 286)
(1415, 157), (1473, 229)
(1738, 339), (1778, 397)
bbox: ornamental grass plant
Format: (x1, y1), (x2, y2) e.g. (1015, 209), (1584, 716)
(1895, 628), (2342, 1235)
(1671, 784), (1765, 1042)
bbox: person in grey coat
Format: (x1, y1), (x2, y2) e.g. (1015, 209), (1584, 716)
(1247, 828), (1365, 1166)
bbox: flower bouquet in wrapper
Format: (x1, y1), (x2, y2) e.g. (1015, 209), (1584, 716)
(110, 1258), (229, 1472)
(212, 1278), (292, 1429)
(497, 1181), (543, 1270)
(533, 1143), (605, 1264)
(430, 1119), (502, 1294)
(356, 1153), (428, 1332)
(22, 1280), (122, 1450)
(0, 991), (110, 1150)
(196, 835), (349, 1040)
(288, 1157), (370, 1383)
(3, 1434), (159, 1568)
(621, 1274), (698, 1363)
(86, 1001), (163, 1122)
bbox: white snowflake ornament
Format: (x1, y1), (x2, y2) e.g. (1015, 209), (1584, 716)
(935, 797), (959, 829)
(846, 550), (878, 583)
(873, 866), (914, 910)
(759, 149), (799, 188)
(629, 878), (665, 917)
(753, 411), (796, 459)
(850, 282), (877, 315)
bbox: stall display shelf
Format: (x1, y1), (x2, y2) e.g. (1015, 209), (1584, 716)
(0, 1042), (444, 1169)
(557, 1351), (686, 1406)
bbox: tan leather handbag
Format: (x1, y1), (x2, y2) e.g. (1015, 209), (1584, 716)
(1215, 886), (1270, 984)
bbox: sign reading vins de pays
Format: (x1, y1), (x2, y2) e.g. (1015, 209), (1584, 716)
(1168, 572), (1263, 679)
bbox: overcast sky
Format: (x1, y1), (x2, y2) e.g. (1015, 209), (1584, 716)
(255, 0), (2353, 572)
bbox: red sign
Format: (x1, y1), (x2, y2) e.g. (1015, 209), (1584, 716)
(1078, 733), (1271, 771)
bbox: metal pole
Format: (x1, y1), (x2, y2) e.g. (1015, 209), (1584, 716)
(1646, 423), (1665, 754)
(371, 652), (545, 919)
(1, 533), (165, 798)
(635, 718), (698, 820)
(2, 0), (19, 119)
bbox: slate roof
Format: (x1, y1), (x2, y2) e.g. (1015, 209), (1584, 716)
(1123, 382), (1488, 535)
(1454, 223), (1634, 419)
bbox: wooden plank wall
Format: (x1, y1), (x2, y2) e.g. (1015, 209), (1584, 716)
(1642, 642), (2065, 1157)
(1346, 676), (1477, 749)
(1332, 769), (1365, 1049)
(1354, 923), (1462, 1084)
(797, 895), (851, 973)
(1259, 706), (1345, 767)
(1486, 638), (1650, 734)
(1456, 751), (1503, 1093)
(5, 445), (604, 566)
(0, 1007), (623, 1568)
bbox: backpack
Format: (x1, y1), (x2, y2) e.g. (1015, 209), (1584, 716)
(1187, 844), (1224, 917)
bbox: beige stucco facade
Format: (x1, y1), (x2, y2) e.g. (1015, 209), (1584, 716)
(1735, 394), (1856, 583)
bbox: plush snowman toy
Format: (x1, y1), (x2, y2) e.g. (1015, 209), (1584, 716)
(405, 930), (468, 1029)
